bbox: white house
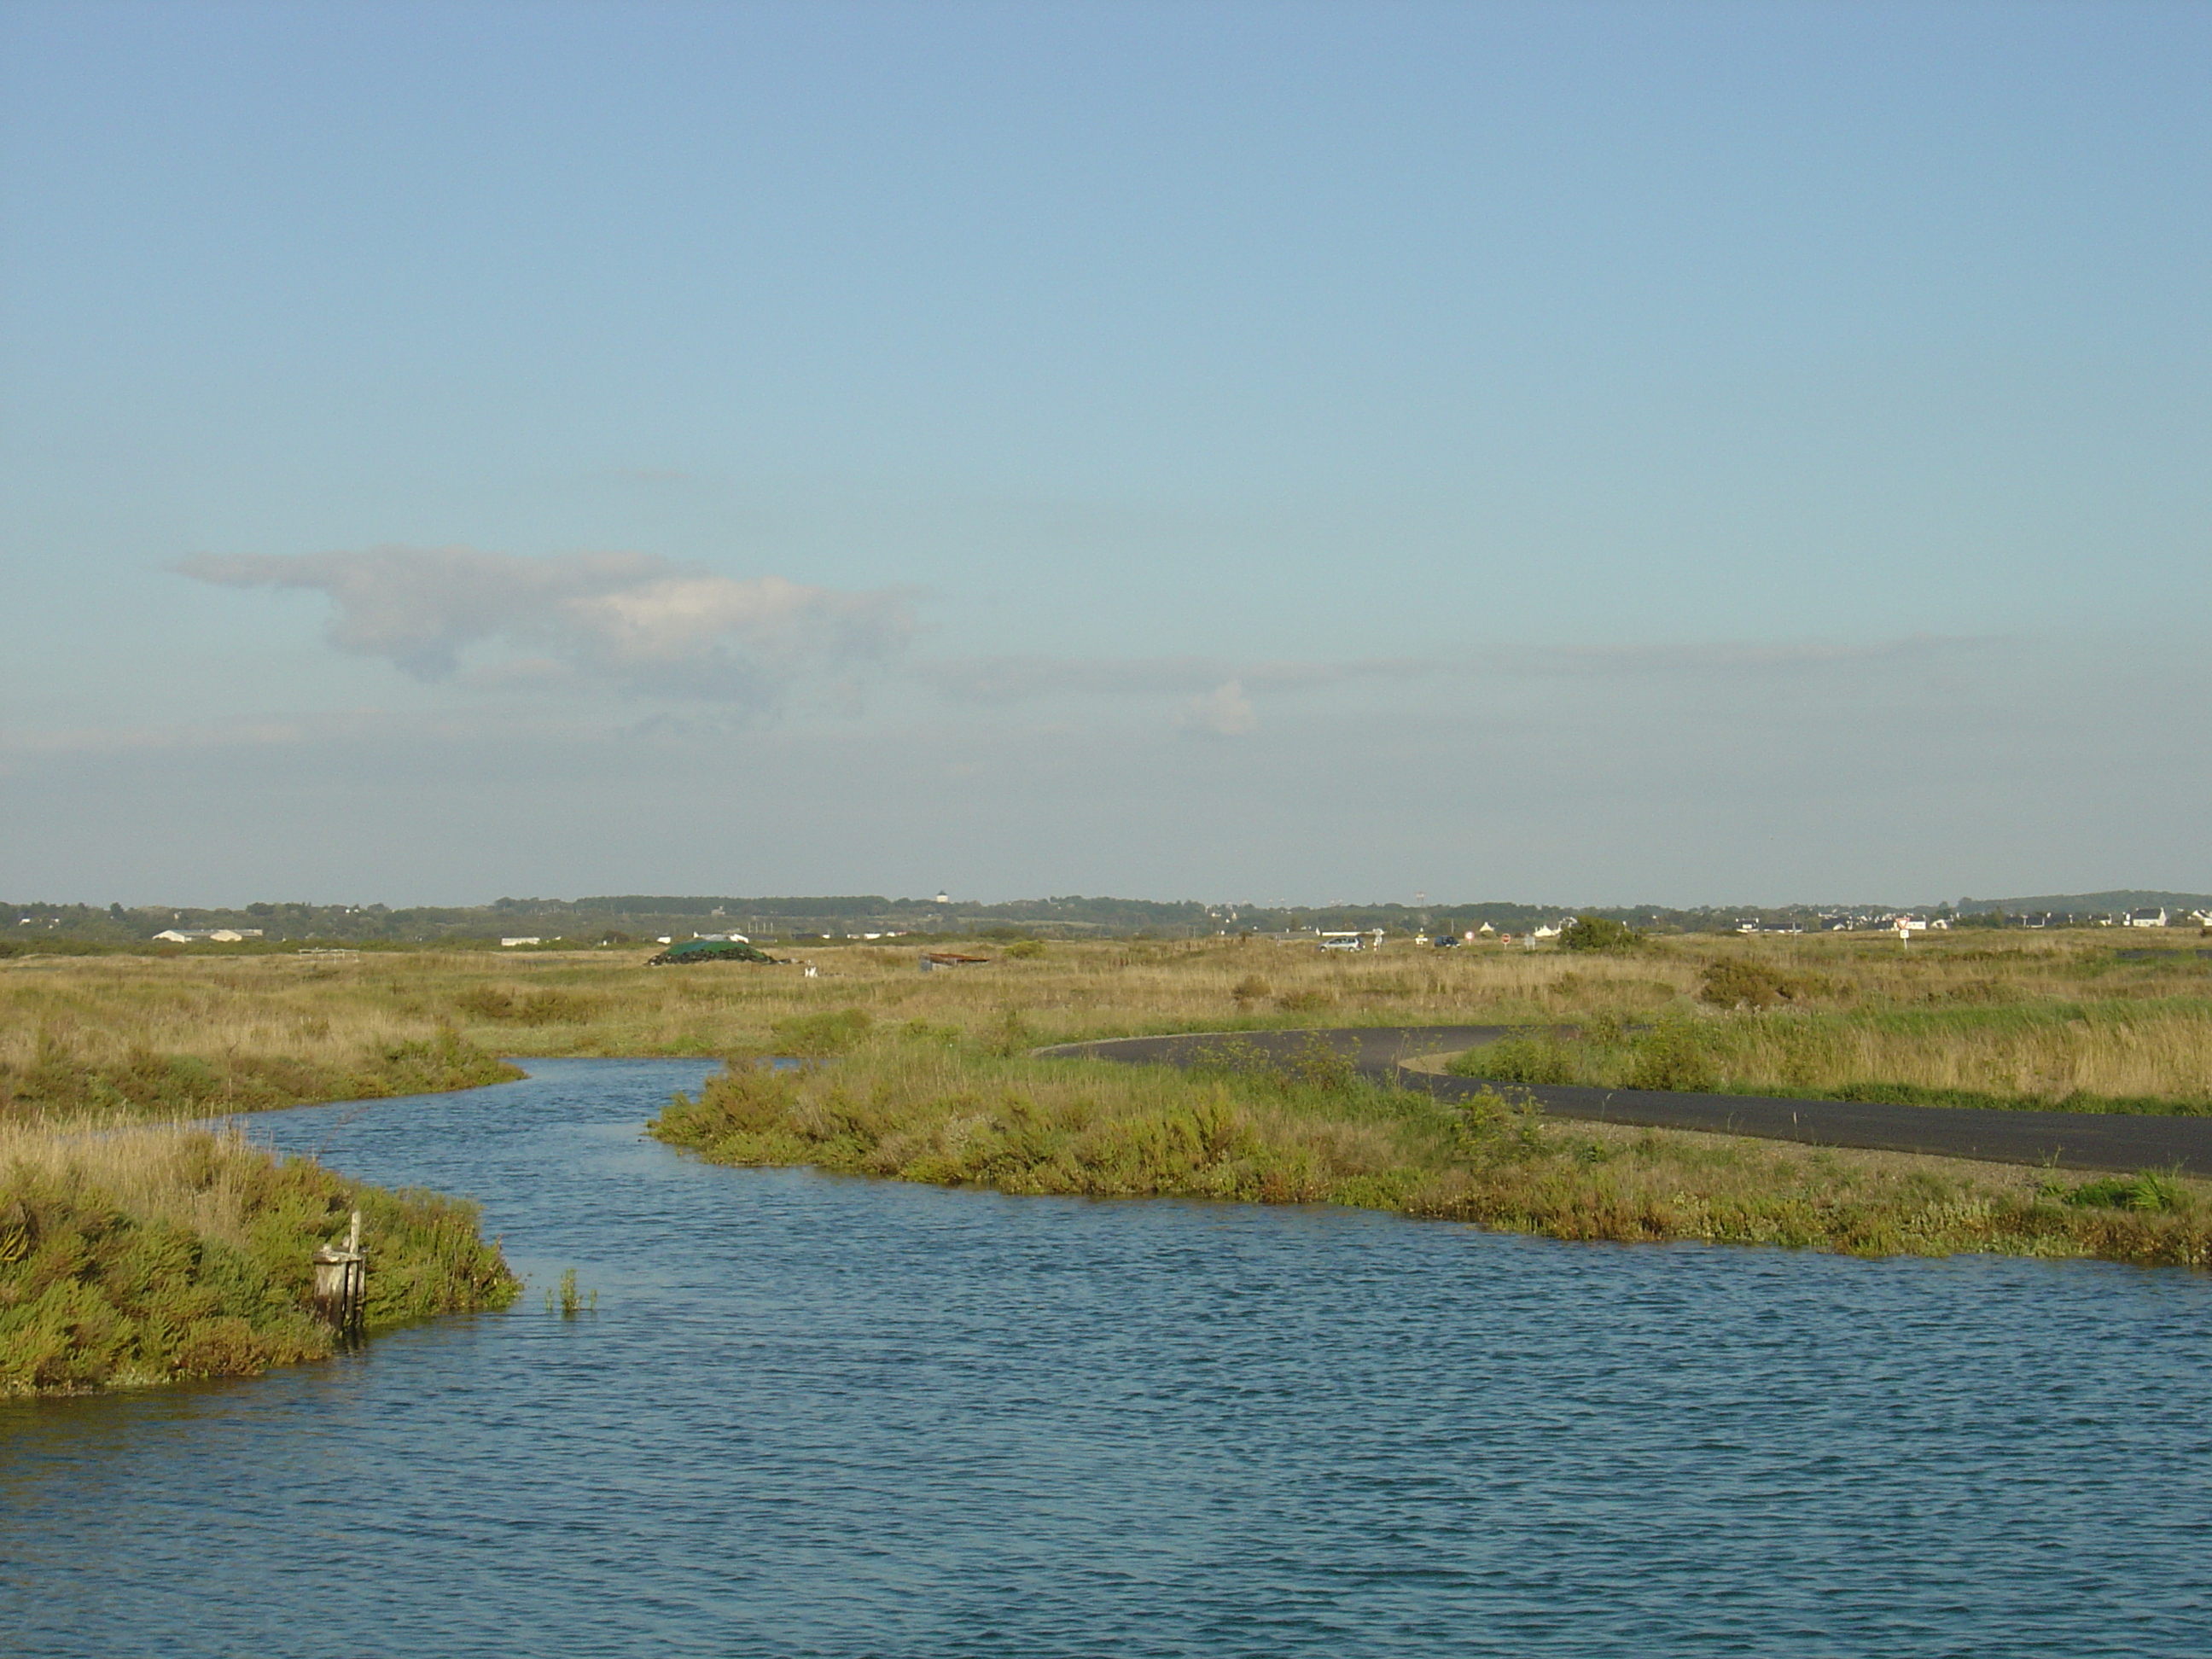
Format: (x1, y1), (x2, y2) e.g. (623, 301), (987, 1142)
(499, 936), (542, 948)
(2125, 908), (2168, 928)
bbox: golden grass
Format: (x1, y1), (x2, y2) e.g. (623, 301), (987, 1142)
(9, 928), (2212, 1115)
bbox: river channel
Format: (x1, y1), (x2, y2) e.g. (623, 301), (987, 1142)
(3, 1058), (2209, 1656)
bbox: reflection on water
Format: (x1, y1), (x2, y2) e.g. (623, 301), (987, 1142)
(3, 1058), (2209, 1657)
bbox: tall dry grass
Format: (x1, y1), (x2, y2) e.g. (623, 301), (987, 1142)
(2, 953), (518, 1119)
(11, 930), (2212, 1115)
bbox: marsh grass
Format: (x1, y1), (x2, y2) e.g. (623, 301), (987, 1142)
(1449, 1001), (2212, 1113)
(11, 931), (2212, 1295)
(0, 1118), (517, 1394)
(10, 932), (2212, 1118)
(649, 1034), (2212, 1269)
(1, 954), (521, 1120)
(546, 1266), (597, 1316)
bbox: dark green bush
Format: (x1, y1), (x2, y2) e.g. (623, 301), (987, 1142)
(1560, 916), (1642, 953)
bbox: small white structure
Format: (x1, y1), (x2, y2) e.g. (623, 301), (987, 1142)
(154, 928), (261, 944)
(499, 936), (542, 948)
(2126, 908), (2169, 928)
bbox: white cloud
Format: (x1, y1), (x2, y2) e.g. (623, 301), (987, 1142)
(1178, 680), (1259, 737)
(176, 545), (916, 706)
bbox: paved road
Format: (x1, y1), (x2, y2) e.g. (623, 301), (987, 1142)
(1034, 1027), (2212, 1177)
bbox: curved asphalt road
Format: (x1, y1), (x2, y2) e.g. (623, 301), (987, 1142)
(1034, 1027), (2212, 1178)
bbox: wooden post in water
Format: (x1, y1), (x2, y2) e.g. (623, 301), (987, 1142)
(312, 1210), (366, 1342)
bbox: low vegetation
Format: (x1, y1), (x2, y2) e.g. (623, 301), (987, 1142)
(2, 957), (526, 1394)
(649, 1033), (2212, 1269)
(3, 925), (2209, 1385)
(9, 929), (2210, 1116)
(1447, 1003), (2212, 1114)
(0, 1119), (517, 1394)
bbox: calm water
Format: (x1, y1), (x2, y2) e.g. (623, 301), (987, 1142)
(3, 1058), (2209, 1657)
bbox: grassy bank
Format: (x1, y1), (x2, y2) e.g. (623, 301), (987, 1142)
(1445, 1001), (2212, 1114)
(649, 1033), (2212, 1269)
(1, 1119), (518, 1394)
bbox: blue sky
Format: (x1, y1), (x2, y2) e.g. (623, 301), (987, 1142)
(3, 1), (2206, 906)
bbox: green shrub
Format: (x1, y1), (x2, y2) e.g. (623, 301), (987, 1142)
(1560, 916), (1642, 953)
(1625, 1022), (1723, 1092)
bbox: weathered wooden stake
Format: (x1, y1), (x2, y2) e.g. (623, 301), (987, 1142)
(312, 1209), (366, 1342)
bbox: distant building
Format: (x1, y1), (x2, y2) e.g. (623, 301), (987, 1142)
(2125, 908), (2169, 928)
(499, 936), (542, 948)
(153, 928), (261, 943)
